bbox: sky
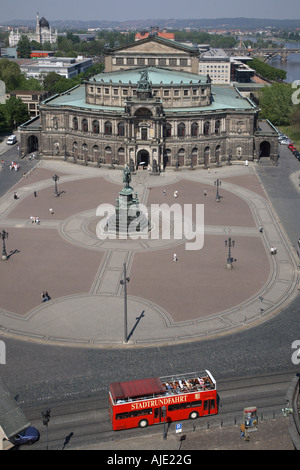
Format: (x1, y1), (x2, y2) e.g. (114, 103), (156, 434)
(1, 0), (300, 22)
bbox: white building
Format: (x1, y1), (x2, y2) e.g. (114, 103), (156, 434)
(199, 49), (231, 84)
(20, 56), (93, 81)
(9, 13), (58, 47)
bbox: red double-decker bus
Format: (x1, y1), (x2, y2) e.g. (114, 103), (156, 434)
(109, 370), (217, 431)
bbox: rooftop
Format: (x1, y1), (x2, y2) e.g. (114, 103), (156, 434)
(93, 66), (208, 86)
(41, 68), (256, 113)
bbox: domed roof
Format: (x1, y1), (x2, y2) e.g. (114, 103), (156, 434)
(39, 17), (49, 28)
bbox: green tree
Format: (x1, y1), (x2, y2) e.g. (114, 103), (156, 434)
(42, 71), (82, 95)
(251, 58), (286, 81)
(17, 34), (32, 58)
(0, 106), (7, 131)
(30, 40), (43, 51)
(258, 83), (294, 125)
(1, 96), (29, 129)
(42, 72), (62, 94)
(0, 59), (23, 92)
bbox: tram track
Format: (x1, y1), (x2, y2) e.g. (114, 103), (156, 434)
(16, 369), (297, 450)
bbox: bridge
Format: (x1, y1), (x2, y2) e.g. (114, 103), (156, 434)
(223, 47), (300, 62)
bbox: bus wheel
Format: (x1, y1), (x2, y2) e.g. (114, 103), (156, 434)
(189, 411), (199, 420)
(139, 419), (149, 428)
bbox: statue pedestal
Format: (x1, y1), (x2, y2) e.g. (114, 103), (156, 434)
(106, 186), (150, 235)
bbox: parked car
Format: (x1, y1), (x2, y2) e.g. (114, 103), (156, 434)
(288, 143), (296, 151)
(294, 151), (300, 161)
(279, 138), (290, 145)
(14, 426), (40, 445)
(292, 148), (298, 155)
(6, 135), (17, 145)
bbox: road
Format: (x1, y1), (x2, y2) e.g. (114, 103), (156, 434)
(1, 142), (300, 450)
(15, 370), (295, 450)
(0, 142), (37, 197)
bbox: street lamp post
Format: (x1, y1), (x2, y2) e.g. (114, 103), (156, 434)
(1, 230), (8, 260)
(52, 174), (59, 196)
(214, 179), (222, 202)
(120, 262), (130, 343)
(41, 408), (51, 450)
(225, 237), (236, 269)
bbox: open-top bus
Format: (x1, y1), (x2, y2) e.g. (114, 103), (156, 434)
(109, 370), (217, 430)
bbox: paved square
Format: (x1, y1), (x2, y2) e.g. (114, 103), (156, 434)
(0, 161), (297, 346)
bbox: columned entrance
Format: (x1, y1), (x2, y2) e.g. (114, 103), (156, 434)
(136, 149), (150, 169)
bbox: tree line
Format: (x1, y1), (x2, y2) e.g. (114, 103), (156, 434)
(0, 58), (104, 131)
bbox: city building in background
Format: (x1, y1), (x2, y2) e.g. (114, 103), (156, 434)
(20, 56), (93, 81)
(7, 90), (50, 118)
(8, 13), (58, 47)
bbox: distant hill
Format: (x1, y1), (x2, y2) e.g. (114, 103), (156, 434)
(1, 17), (300, 30)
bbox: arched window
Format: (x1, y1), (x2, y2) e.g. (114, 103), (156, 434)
(82, 118), (88, 132)
(73, 117), (78, 131)
(163, 122), (172, 138)
(117, 122), (125, 136)
(204, 146), (210, 165)
(215, 145), (221, 162)
(104, 121), (112, 135)
(118, 147), (125, 165)
(72, 141), (78, 160)
(191, 147), (198, 157)
(178, 148), (185, 166)
(215, 120), (221, 135)
(236, 146), (242, 159)
(204, 121), (210, 136)
(191, 122), (198, 137)
(93, 120), (99, 134)
(92, 145), (99, 162)
(178, 122), (185, 137)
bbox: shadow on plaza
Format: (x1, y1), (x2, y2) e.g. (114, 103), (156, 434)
(127, 310), (145, 342)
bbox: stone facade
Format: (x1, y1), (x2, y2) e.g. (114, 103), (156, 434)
(19, 38), (278, 167)
(104, 37), (200, 74)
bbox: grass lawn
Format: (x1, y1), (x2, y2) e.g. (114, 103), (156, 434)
(279, 125), (300, 147)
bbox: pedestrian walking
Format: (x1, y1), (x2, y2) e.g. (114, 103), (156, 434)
(174, 190), (178, 198)
(49, 208), (53, 215)
(45, 291), (51, 301)
(33, 191), (37, 197)
(204, 190), (207, 196)
(163, 190), (166, 196)
(13, 192), (18, 200)
(173, 253), (177, 262)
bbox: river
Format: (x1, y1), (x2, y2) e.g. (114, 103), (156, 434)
(268, 42), (300, 83)
(239, 37), (300, 83)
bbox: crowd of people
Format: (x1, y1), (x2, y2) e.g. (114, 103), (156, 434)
(9, 161), (20, 171)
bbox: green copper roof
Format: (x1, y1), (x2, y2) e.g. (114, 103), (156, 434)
(42, 67), (255, 112)
(93, 67), (208, 85)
